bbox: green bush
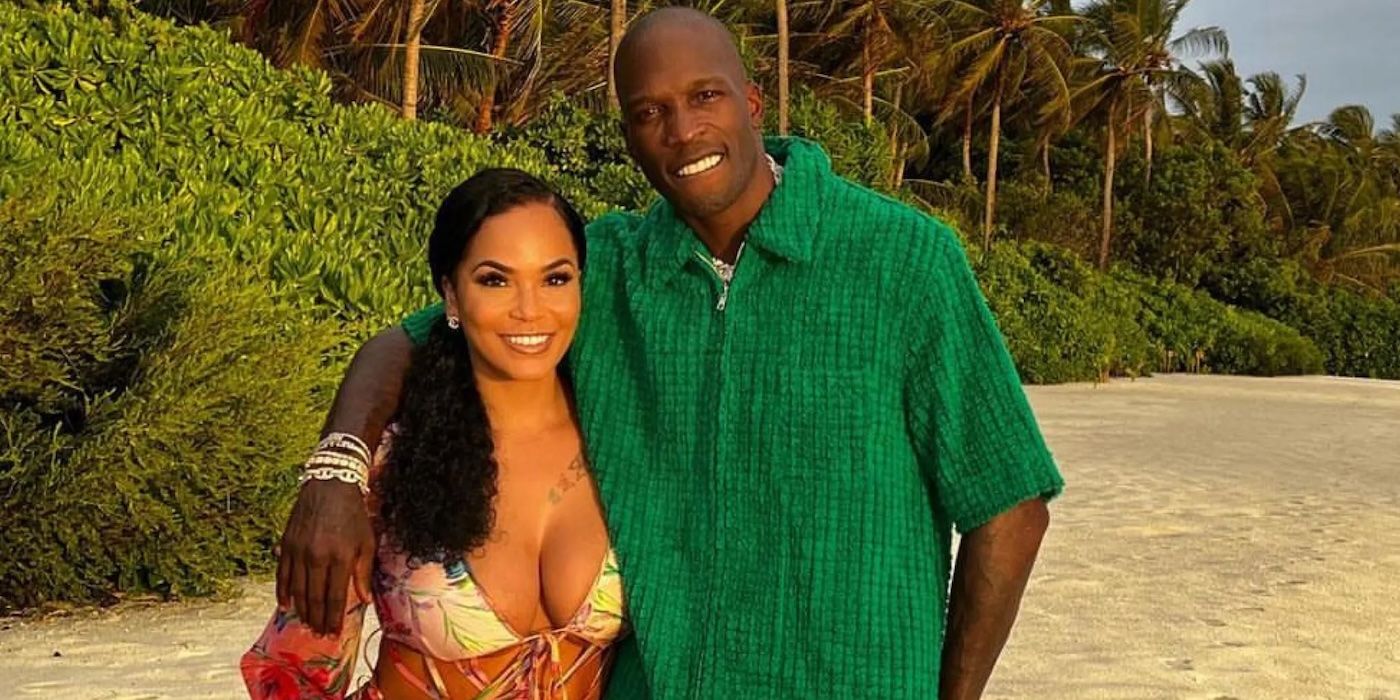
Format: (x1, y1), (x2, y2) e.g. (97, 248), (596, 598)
(1115, 268), (1324, 376)
(0, 174), (334, 610)
(501, 96), (654, 215)
(971, 240), (1324, 383)
(1112, 143), (1274, 285)
(0, 1), (594, 338)
(971, 241), (1153, 383)
(774, 87), (893, 190)
(1206, 259), (1400, 378)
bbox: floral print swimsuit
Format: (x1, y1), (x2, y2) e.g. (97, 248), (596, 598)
(241, 442), (628, 699)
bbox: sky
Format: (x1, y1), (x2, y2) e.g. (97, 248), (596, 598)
(1175, 0), (1400, 126)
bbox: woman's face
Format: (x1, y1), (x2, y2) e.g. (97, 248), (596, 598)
(442, 201), (582, 382)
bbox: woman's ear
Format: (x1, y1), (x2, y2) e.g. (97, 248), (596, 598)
(441, 276), (461, 323)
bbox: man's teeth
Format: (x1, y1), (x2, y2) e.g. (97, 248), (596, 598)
(504, 334), (549, 347)
(677, 154), (723, 177)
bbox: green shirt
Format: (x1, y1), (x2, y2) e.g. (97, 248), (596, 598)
(402, 137), (1062, 698)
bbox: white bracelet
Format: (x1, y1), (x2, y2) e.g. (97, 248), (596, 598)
(298, 466), (369, 494)
(317, 432), (372, 464)
(303, 453), (368, 481)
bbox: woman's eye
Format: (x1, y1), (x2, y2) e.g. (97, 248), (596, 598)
(475, 273), (508, 288)
(546, 272), (575, 287)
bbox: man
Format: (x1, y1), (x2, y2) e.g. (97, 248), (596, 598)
(278, 8), (1062, 698)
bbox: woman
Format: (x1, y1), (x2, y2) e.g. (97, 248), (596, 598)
(241, 169), (626, 699)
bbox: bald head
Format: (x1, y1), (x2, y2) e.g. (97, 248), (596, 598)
(614, 7), (749, 98)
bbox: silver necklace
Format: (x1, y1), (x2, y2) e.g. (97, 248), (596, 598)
(709, 154), (783, 283)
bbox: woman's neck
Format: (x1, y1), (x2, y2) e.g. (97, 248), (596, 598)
(474, 371), (572, 437)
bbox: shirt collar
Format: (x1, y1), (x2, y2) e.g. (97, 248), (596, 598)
(640, 137), (832, 287)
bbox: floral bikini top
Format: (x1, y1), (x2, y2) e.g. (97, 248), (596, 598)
(241, 439), (629, 699)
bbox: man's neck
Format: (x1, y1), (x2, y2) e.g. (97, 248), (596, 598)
(682, 153), (776, 264)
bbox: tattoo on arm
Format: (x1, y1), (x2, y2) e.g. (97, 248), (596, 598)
(547, 454), (588, 505)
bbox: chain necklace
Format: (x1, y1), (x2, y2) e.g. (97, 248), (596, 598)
(707, 153), (784, 289)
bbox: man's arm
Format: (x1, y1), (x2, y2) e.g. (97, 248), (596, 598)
(939, 498), (1050, 700)
(275, 326), (412, 635)
(897, 219), (1063, 696)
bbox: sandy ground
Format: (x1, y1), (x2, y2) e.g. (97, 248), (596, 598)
(1, 374), (1397, 699)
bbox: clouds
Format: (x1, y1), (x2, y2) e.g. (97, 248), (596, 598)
(1177, 0), (1400, 124)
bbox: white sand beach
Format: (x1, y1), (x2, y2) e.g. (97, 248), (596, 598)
(2, 375), (1397, 699)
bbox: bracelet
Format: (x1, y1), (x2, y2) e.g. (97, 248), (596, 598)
(305, 451), (368, 470)
(317, 432), (372, 464)
(298, 466), (369, 494)
(303, 452), (369, 481)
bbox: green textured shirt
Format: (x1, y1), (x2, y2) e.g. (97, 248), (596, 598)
(402, 138), (1063, 698)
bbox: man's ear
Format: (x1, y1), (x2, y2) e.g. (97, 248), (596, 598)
(746, 80), (765, 131)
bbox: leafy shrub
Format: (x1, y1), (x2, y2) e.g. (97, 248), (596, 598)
(0, 1), (591, 339)
(971, 241), (1153, 383)
(775, 87), (893, 190)
(1112, 143), (1274, 285)
(1115, 268), (1324, 376)
(0, 173), (333, 611)
(501, 96), (654, 215)
(1207, 259), (1400, 378)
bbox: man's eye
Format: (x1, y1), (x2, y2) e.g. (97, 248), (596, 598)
(698, 90), (721, 102)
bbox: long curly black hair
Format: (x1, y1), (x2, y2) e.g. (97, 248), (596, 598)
(377, 168), (587, 562)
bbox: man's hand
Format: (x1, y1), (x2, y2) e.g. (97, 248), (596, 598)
(275, 327), (414, 634)
(940, 497), (1051, 700)
(276, 480), (375, 634)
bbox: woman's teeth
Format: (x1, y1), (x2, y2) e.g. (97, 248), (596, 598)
(676, 154), (723, 177)
(504, 334), (550, 348)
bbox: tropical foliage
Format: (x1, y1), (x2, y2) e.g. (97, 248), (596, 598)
(1, 0), (1396, 608)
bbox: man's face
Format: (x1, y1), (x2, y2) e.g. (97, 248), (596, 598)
(617, 29), (765, 221)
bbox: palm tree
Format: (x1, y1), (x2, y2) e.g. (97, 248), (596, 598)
(245, 0), (518, 122)
(472, 0), (548, 132)
(938, 0), (1077, 247)
(506, 0), (609, 123)
(401, 0), (426, 118)
(607, 0), (625, 107)
(803, 0), (945, 124)
(1174, 61), (1308, 231)
(777, 0), (791, 133)
(1082, 0), (1227, 183)
(1069, 53), (1150, 269)
(1272, 106), (1400, 292)
(1379, 115), (1400, 190)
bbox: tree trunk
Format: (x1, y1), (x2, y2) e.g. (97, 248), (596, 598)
(608, 0), (625, 108)
(1099, 121), (1117, 270)
(862, 33), (873, 124)
(1041, 141), (1052, 190)
(474, 1), (515, 134)
(1143, 99), (1154, 185)
(400, 0), (425, 120)
(962, 100), (975, 183)
(889, 82), (903, 189)
(776, 0), (789, 134)
(983, 77), (1004, 249)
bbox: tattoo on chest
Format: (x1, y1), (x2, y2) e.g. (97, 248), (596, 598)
(547, 453), (588, 505)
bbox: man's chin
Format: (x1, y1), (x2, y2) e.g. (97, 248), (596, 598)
(667, 189), (738, 221)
